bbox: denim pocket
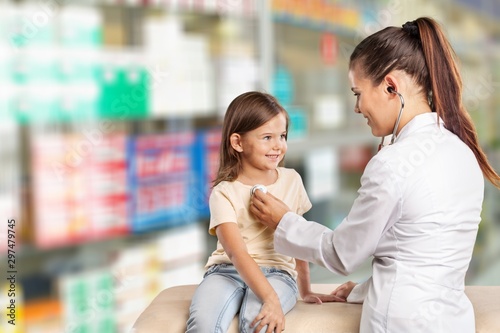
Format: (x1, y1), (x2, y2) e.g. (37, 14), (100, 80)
(204, 264), (220, 277)
(204, 263), (235, 278)
(266, 268), (298, 293)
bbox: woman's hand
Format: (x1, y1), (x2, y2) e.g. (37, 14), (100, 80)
(250, 298), (285, 333)
(250, 190), (291, 230)
(302, 292), (346, 304)
(331, 281), (357, 301)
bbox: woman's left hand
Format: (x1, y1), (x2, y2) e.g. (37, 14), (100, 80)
(302, 292), (347, 304)
(250, 190), (291, 230)
(331, 281), (357, 301)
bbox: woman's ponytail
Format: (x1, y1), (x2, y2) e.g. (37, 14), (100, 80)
(417, 17), (500, 188)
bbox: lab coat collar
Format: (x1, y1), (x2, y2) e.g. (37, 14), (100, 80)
(394, 112), (444, 143)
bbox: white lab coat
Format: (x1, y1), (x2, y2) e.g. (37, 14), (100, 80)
(274, 113), (484, 332)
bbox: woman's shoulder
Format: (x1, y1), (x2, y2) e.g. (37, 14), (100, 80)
(362, 148), (397, 178)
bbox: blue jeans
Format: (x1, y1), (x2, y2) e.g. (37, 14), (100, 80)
(186, 264), (298, 333)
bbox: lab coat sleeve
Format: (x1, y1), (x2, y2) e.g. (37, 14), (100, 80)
(274, 156), (401, 275)
(274, 212), (361, 275)
(346, 277), (372, 304)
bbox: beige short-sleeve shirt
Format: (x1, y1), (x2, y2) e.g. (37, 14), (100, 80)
(205, 167), (312, 279)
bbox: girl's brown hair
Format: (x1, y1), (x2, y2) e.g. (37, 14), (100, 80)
(350, 17), (500, 188)
(213, 91), (289, 187)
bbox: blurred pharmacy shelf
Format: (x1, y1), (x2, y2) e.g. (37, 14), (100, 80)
(0, 1), (499, 332)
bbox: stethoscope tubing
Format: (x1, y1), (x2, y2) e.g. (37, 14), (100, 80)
(390, 91), (405, 145)
(379, 90), (405, 151)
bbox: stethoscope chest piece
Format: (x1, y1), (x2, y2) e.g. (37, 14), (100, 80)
(251, 184), (268, 195)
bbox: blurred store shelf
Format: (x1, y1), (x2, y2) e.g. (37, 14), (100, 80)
(0, 1), (499, 332)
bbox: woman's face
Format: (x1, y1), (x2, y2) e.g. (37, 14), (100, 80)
(348, 66), (396, 137)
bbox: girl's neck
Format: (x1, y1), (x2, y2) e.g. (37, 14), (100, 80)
(237, 169), (279, 186)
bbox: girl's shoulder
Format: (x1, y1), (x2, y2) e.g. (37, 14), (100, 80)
(212, 180), (236, 192)
(277, 167), (301, 181)
(278, 166), (299, 175)
(211, 180), (248, 196)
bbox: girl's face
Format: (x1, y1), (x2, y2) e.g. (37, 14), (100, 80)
(237, 112), (288, 176)
(349, 66), (395, 137)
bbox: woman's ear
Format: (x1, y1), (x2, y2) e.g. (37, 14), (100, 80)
(383, 74), (399, 95)
(230, 133), (243, 152)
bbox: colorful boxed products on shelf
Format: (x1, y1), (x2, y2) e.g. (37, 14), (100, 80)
(30, 131), (130, 248)
(14, 224), (206, 333)
(127, 128), (220, 232)
(29, 128), (220, 248)
(193, 128), (223, 218)
(128, 131), (198, 232)
(1, 4), (219, 123)
(59, 270), (115, 333)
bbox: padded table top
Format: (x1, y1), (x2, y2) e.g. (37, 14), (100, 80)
(132, 284), (500, 333)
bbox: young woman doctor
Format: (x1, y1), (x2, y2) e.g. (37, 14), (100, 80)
(250, 17), (500, 333)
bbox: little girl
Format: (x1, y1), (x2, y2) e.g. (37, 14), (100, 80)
(186, 91), (339, 333)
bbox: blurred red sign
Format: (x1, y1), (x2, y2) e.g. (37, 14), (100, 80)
(321, 33), (338, 65)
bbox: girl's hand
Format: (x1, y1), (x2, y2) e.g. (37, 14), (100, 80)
(250, 299), (285, 333)
(302, 292), (346, 304)
(331, 281), (357, 301)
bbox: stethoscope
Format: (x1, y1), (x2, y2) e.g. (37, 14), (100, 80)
(378, 86), (405, 151)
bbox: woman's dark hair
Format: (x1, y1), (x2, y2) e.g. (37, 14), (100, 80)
(350, 17), (500, 188)
(213, 91), (289, 187)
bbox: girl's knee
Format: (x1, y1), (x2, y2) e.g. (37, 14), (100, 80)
(186, 311), (222, 333)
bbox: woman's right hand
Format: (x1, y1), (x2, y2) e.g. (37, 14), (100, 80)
(250, 190), (291, 231)
(331, 281), (357, 301)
